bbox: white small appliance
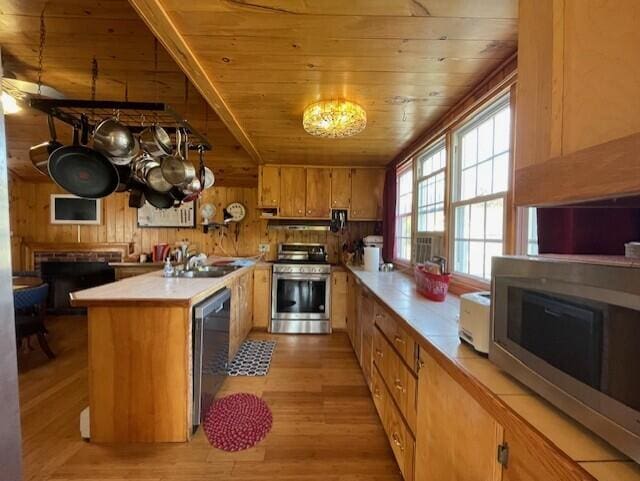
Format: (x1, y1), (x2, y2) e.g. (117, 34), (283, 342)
(458, 291), (491, 354)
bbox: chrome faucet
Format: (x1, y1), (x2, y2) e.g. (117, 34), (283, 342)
(184, 253), (199, 271)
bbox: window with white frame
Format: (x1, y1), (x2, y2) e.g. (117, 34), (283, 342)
(451, 95), (511, 280)
(527, 207), (539, 255)
(416, 140), (446, 233)
(394, 162), (413, 262)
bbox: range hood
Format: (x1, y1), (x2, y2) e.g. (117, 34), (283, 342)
(267, 219), (330, 231)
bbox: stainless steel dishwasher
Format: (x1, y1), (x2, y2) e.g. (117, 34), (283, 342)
(192, 287), (231, 431)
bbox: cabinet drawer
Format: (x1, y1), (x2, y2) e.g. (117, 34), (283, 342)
(373, 327), (417, 433)
(372, 364), (415, 481)
(371, 361), (387, 418)
(374, 303), (416, 372)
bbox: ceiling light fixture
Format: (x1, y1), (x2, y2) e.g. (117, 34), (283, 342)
(1, 91), (21, 115)
(303, 99), (366, 138)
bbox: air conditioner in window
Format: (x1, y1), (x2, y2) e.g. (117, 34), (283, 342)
(414, 234), (443, 264)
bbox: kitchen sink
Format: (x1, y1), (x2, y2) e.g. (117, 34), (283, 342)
(171, 265), (242, 278)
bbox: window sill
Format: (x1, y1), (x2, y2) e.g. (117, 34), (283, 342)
(391, 259), (413, 274)
(448, 273), (490, 296)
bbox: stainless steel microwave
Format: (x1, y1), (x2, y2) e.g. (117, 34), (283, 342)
(491, 256), (640, 463)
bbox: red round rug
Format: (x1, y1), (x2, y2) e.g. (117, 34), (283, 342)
(203, 393), (272, 451)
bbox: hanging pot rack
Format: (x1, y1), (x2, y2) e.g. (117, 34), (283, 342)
(27, 98), (212, 151)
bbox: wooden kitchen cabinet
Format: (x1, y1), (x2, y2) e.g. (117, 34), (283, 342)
(359, 287), (375, 388)
(279, 167), (307, 217)
(515, 0), (640, 205)
(415, 348), (504, 481)
(346, 273), (360, 359)
(350, 168), (385, 220)
(331, 168), (351, 209)
(372, 364), (416, 481)
(252, 266), (271, 329)
(229, 270), (254, 361)
(305, 167), (331, 217)
(330, 270), (347, 330)
(258, 165), (280, 208)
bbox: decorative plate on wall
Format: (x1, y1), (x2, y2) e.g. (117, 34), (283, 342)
(225, 202), (246, 222)
(137, 201), (196, 228)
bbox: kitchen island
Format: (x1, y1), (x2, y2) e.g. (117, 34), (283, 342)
(70, 260), (256, 443)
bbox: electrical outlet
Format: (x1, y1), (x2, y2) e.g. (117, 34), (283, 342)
(259, 243), (270, 253)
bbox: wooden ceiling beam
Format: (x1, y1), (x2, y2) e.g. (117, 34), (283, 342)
(127, 0), (263, 164)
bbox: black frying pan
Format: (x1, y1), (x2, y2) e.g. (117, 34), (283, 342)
(48, 127), (120, 199)
(144, 186), (175, 209)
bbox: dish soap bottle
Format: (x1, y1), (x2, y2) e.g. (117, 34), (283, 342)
(163, 258), (174, 277)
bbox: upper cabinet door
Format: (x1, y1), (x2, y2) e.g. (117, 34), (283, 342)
(515, 0), (640, 205)
(305, 168), (331, 218)
(331, 168), (351, 209)
(279, 167), (306, 217)
(259, 166), (280, 208)
(351, 168), (385, 220)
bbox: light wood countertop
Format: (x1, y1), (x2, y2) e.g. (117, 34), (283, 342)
(71, 260), (256, 307)
(346, 265), (639, 480)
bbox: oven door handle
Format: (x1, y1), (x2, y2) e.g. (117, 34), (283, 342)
(273, 273), (330, 282)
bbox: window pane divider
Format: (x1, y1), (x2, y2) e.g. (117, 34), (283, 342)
(451, 191), (506, 208)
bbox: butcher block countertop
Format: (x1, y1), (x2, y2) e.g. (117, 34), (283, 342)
(71, 259), (256, 307)
(347, 266), (640, 481)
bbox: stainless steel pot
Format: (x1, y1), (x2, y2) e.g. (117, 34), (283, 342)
(109, 136), (141, 166)
(133, 154), (159, 183)
(29, 115), (63, 176)
(140, 124), (172, 158)
(146, 165), (173, 193)
(93, 116), (137, 165)
(161, 129), (196, 186)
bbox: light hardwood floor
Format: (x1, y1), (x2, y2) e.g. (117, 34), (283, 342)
(17, 316), (402, 481)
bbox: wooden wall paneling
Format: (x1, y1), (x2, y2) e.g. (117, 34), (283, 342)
(9, 178), (379, 269)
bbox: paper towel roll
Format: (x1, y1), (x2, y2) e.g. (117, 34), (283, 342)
(364, 247), (380, 272)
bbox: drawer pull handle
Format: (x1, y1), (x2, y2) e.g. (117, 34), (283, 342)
(375, 349), (383, 358)
(392, 432), (404, 452)
(374, 389), (382, 399)
(394, 379), (406, 393)
(394, 336), (405, 345)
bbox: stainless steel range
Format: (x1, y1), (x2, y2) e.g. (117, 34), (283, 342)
(271, 243), (331, 334)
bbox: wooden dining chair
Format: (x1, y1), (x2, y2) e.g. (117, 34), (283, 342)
(13, 283), (55, 359)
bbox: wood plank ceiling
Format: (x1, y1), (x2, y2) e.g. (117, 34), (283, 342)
(1, 0), (518, 185)
(129, 0), (518, 166)
(0, 0), (257, 185)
